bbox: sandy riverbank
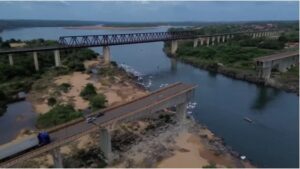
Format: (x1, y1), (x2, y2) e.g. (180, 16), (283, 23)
(27, 60), (146, 114)
(109, 115), (253, 168)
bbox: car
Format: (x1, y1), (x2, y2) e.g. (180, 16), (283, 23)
(86, 117), (96, 123)
(96, 112), (104, 117)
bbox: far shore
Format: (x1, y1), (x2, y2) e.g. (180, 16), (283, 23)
(64, 25), (167, 30)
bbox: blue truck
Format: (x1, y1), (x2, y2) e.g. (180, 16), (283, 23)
(0, 132), (51, 161)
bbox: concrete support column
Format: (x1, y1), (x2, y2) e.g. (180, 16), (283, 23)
(200, 38), (204, 46)
(100, 128), (112, 162)
(193, 39), (198, 48)
(33, 52), (39, 71)
(176, 102), (187, 122)
(54, 50), (61, 67)
(103, 46), (111, 64)
(222, 35), (225, 43)
(217, 36), (220, 43)
(171, 40), (178, 55)
(227, 35), (231, 40)
(257, 61), (272, 79)
(51, 148), (63, 168)
(211, 37), (215, 46)
(206, 37), (210, 46)
(8, 54), (14, 66)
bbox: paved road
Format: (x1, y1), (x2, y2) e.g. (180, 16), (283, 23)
(0, 82), (196, 167)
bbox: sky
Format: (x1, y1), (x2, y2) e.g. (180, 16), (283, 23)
(0, 1), (298, 22)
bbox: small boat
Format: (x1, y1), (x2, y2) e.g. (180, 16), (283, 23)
(244, 117), (253, 123)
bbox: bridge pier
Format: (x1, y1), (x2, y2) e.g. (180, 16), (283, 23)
(222, 35), (225, 43)
(8, 54), (13, 66)
(211, 37), (215, 46)
(200, 38), (204, 46)
(206, 37), (210, 46)
(51, 147), (63, 168)
(193, 39), (198, 48)
(54, 50), (61, 67)
(99, 128), (112, 162)
(171, 40), (178, 54)
(33, 52), (39, 71)
(176, 102), (187, 122)
(103, 46), (111, 64)
(217, 36), (220, 43)
(226, 35), (231, 40)
(257, 61), (272, 79)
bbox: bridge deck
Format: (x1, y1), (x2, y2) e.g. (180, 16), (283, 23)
(254, 50), (299, 62)
(0, 82), (196, 168)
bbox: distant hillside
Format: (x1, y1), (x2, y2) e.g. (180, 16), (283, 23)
(0, 19), (298, 32)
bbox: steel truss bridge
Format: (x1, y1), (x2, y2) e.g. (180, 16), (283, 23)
(0, 30), (278, 54)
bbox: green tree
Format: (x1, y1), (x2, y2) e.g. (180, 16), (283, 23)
(89, 93), (107, 110)
(80, 83), (97, 100)
(36, 104), (82, 128)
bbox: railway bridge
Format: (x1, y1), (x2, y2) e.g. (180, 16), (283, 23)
(0, 82), (196, 168)
(0, 30), (280, 71)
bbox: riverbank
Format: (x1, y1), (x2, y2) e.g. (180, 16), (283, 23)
(164, 47), (299, 95)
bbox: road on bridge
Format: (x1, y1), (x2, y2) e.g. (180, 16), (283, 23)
(0, 82), (196, 168)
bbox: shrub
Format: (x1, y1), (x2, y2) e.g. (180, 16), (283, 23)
(89, 93), (107, 110)
(36, 104), (82, 128)
(258, 40), (284, 50)
(59, 83), (71, 93)
(47, 97), (57, 106)
(80, 83), (97, 100)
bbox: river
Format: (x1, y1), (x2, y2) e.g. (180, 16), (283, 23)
(0, 27), (298, 168)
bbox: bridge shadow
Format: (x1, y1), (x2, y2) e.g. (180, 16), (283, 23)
(251, 87), (281, 111)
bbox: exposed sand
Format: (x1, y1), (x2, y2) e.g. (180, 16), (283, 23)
(28, 62), (146, 114)
(157, 132), (210, 168)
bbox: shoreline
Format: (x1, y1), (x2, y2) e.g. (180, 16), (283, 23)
(164, 48), (299, 95)
(64, 25), (161, 30)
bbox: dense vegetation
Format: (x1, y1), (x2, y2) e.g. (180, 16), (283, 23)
(80, 83), (107, 111)
(0, 38), (98, 115)
(89, 93), (107, 111)
(36, 104), (82, 129)
(80, 83), (97, 100)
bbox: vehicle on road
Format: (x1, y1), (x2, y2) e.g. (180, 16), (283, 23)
(0, 132), (51, 161)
